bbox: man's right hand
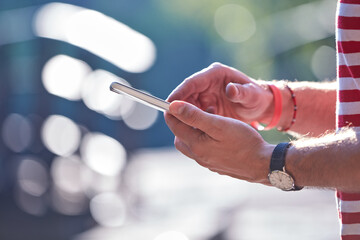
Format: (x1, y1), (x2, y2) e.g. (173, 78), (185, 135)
(167, 62), (275, 125)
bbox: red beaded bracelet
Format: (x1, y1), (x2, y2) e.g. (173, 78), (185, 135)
(251, 84), (282, 131)
(279, 85), (297, 132)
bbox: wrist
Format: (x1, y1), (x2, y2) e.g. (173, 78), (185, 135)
(257, 143), (276, 185)
(282, 144), (304, 188)
(252, 83), (282, 130)
(260, 83), (276, 124)
(276, 82), (295, 131)
(268, 142), (303, 191)
(252, 81), (297, 132)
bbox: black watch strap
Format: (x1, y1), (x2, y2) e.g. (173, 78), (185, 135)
(270, 142), (303, 191)
(270, 142), (290, 171)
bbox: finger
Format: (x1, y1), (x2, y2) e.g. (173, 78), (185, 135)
(173, 136), (216, 170)
(166, 69), (211, 102)
(164, 111), (205, 144)
(173, 137), (196, 159)
(225, 82), (259, 106)
(166, 63), (228, 102)
(168, 101), (223, 139)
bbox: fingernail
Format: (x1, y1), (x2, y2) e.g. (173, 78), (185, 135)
(230, 83), (239, 95)
(206, 106), (215, 114)
(170, 102), (185, 115)
(176, 104), (185, 115)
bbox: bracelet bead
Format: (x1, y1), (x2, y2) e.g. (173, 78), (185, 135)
(279, 85), (297, 132)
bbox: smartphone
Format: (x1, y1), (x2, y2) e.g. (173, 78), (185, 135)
(110, 82), (170, 112)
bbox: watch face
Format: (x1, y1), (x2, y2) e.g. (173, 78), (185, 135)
(268, 170), (294, 191)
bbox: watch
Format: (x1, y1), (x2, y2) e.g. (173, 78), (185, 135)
(268, 142), (303, 191)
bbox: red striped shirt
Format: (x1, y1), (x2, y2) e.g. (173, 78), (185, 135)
(339, 90), (360, 102)
(338, 41), (360, 53)
(341, 213), (360, 224)
(340, 0), (360, 4)
(342, 236), (360, 240)
(337, 0), (360, 239)
(339, 66), (360, 78)
(338, 17), (360, 29)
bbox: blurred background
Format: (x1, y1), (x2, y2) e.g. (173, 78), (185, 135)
(0, 0), (339, 239)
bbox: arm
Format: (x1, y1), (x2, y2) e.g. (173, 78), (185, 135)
(167, 63), (337, 137)
(165, 101), (360, 192)
(271, 81), (337, 137)
(287, 129), (360, 192)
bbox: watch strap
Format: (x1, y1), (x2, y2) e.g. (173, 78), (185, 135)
(270, 142), (303, 191)
(270, 142), (290, 171)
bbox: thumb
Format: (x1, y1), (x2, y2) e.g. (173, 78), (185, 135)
(226, 82), (257, 106)
(169, 101), (222, 138)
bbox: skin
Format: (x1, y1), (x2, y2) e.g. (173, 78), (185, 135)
(164, 62), (360, 192)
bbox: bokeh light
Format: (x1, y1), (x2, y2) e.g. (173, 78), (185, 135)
(123, 101), (159, 130)
(50, 155), (88, 216)
(317, 0), (337, 34)
(15, 156), (48, 216)
(15, 188), (47, 216)
(33, 2), (156, 73)
(291, 3), (327, 42)
(51, 155), (85, 195)
(42, 55), (91, 100)
(81, 169), (120, 198)
(51, 187), (88, 216)
(311, 45), (336, 81)
(154, 231), (189, 240)
(214, 4), (256, 43)
(32, 2), (83, 40)
(66, 9), (156, 73)
(17, 157), (49, 197)
(2, 113), (32, 153)
(41, 115), (81, 157)
(90, 192), (127, 227)
(80, 132), (126, 176)
(257, 0), (336, 58)
(81, 69), (135, 119)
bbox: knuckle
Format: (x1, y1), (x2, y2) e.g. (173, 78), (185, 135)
(188, 142), (204, 158)
(209, 62), (229, 78)
(174, 137), (180, 147)
(210, 62), (223, 69)
(195, 159), (208, 168)
(184, 107), (200, 126)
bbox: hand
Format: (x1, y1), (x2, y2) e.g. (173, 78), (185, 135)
(167, 62), (274, 124)
(164, 100), (275, 184)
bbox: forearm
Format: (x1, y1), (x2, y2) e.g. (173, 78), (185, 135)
(275, 81), (337, 137)
(285, 129), (360, 192)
